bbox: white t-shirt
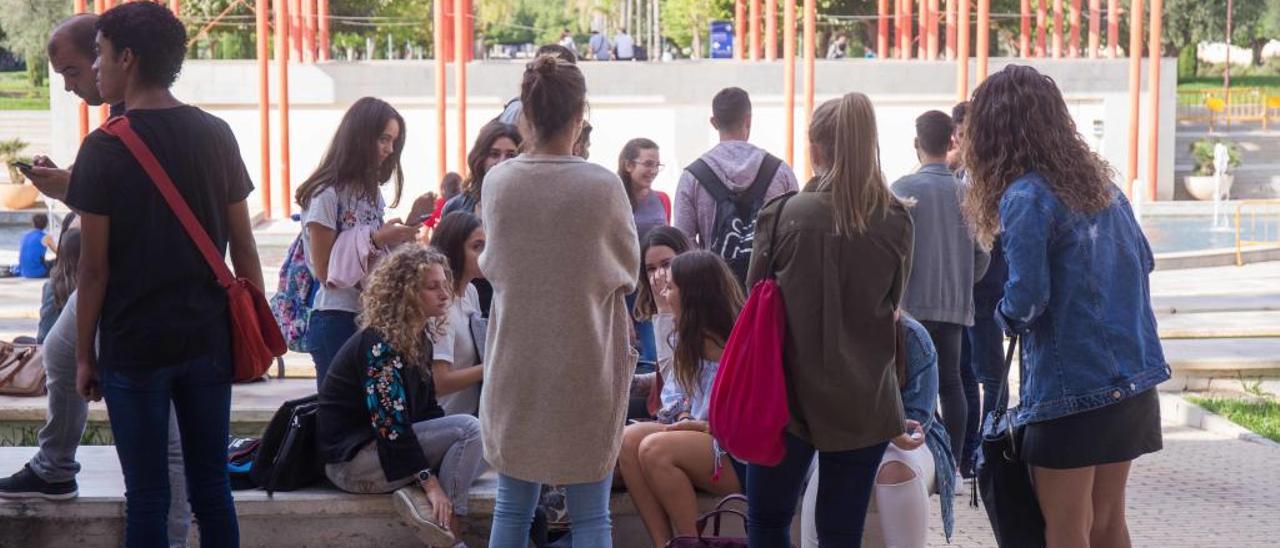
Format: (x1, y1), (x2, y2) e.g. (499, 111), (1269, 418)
(433, 284), (483, 416)
(614, 33), (635, 59)
(300, 186), (385, 312)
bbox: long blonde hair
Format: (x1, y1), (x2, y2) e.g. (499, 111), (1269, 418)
(357, 244), (452, 365)
(808, 92), (899, 236)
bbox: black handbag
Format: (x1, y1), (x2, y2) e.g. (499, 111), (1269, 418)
(251, 394), (323, 495)
(976, 335), (1046, 547)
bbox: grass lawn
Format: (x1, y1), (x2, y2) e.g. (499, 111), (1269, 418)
(1187, 396), (1280, 443)
(1179, 74), (1280, 97)
(0, 71), (50, 111)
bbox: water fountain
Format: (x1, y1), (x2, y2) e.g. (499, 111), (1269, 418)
(1211, 142), (1234, 232)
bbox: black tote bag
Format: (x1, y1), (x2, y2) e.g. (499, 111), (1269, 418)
(976, 335), (1046, 547)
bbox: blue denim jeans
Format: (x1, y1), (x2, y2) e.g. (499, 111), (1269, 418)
(307, 309), (358, 389)
(747, 432), (887, 547)
(489, 473), (613, 548)
(100, 354), (239, 548)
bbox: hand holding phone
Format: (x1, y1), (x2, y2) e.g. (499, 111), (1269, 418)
(10, 161), (33, 175)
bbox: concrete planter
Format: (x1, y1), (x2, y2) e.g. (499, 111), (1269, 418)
(1184, 174), (1235, 201)
(0, 183), (39, 210)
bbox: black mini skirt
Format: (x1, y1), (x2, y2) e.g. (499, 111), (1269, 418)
(1020, 388), (1163, 469)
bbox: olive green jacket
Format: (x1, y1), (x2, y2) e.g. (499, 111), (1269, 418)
(747, 187), (913, 452)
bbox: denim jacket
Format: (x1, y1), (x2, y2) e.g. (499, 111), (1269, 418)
(901, 316), (956, 542)
(994, 172), (1171, 426)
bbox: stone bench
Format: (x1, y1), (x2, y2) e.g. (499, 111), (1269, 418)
(0, 446), (762, 548)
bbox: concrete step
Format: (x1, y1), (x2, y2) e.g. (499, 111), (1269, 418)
(0, 446), (764, 548)
(1162, 337), (1280, 373)
(1156, 310), (1280, 339)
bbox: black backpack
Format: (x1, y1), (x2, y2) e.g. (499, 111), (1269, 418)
(251, 394), (323, 495)
(685, 154), (783, 287)
(226, 436), (261, 491)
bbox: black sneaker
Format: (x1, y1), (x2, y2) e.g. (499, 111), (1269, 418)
(0, 464), (78, 500)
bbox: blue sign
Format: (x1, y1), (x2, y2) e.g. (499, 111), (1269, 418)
(710, 21), (733, 59)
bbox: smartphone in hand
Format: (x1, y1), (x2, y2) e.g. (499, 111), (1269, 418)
(10, 161), (33, 175)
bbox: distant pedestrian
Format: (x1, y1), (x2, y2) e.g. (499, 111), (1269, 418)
(589, 30), (611, 61)
(614, 28), (636, 60)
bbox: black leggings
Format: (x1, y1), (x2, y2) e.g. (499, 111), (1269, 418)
(922, 320), (966, 468)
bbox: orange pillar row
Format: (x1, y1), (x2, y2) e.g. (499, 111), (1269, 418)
(956, 0), (970, 101)
(275, 0), (293, 217)
(1107, 0), (1119, 57)
(878, 0), (890, 59)
(454, 0), (467, 176)
(256, 0), (272, 218)
(946, 0), (957, 60)
(1035, 0), (1047, 57)
(433, 0), (447, 180)
(75, 0), (89, 142)
(1020, 0), (1031, 57)
(766, 0), (777, 61)
(784, 0), (796, 164)
(1088, 0), (1100, 58)
(735, 0), (746, 60)
(1126, 0), (1144, 197)
(1052, 0), (1063, 58)
(977, 0), (989, 81)
(803, 0), (815, 179)
(1146, 0), (1163, 202)
(904, 0), (914, 59)
(318, 0), (330, 61)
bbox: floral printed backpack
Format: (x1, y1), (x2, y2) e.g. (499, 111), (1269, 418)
(270, 216), (319, 353)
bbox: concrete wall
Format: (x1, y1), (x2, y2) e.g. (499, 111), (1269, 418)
(49, 58), (1177, 218)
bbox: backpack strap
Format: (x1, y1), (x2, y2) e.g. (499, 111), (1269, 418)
(746, 154), (783, 208)
(686, 159), (730, 204)
(657, 191), (672, 223)
(100, 116), (234, 290)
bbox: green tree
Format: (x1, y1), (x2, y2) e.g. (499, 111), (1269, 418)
(1163, 0), (1223, 77)
(0, 0), (71, 86)
(662, 0), (732, 57)
(1231, 0), (1280, 66)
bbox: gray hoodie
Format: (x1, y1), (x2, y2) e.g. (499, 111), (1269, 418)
(674, 141), (800, 249)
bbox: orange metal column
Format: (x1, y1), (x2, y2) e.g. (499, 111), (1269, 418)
(454, 0), (467, 176)
(803, 0), (815, 179)
(928, 0), (940, 60)
(1088, 0), (1100, 57)
(1069, 0), (1081, 57)
(1107, 0), (1118, 57)
(434, 0), (447, 180)
(976, 0), (989, 81)
(946, 0), (957, 59)
(275, 0), (293, 217)
(735, 0), (746, 60)
(1035, 0), (1047, 57)
(749, 0), (760, 61)
(896, 0), (905, 58)
(879, 0), (890, 59)
(464, 0), (474, 62)
(1146, 0), (1162, 201)
(75, 0), (89, 141)
(920, 0), (929, 59)
(318, 0), (330, 60)
(256, 0), (272, 218)
(1126, 0), (1143, 196)
(302, 0), (315, 62)
(904, 0), (914, 59)
(1052, 0), (1063, 57)
(784, 0), (796, 164)
(956, 0), (970, 101)
(766, 0), (777, 60)
(1020, 0), (1031, 57)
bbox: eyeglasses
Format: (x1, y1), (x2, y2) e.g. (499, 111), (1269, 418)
(631, 160), (665, 171)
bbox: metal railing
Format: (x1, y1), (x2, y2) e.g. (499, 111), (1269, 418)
(1176, 88), (1280, 130)
(1234, 199), (1280, 266)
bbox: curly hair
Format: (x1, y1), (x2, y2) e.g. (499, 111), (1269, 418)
(357, 244), (453, 366)
(960, 65), (1114, 247)
(97, 1), (187, 88)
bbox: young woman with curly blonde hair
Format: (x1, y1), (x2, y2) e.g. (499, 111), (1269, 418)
(316, 244), (485, 547)
(961, 65), (1169, 548)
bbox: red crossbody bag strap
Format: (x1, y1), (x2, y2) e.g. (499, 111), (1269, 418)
(101, 116), (235, 289)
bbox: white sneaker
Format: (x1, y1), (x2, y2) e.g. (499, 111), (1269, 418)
(392, 487), (457, 547)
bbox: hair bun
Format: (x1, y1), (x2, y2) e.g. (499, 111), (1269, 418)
(528, 54), (560, 76)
